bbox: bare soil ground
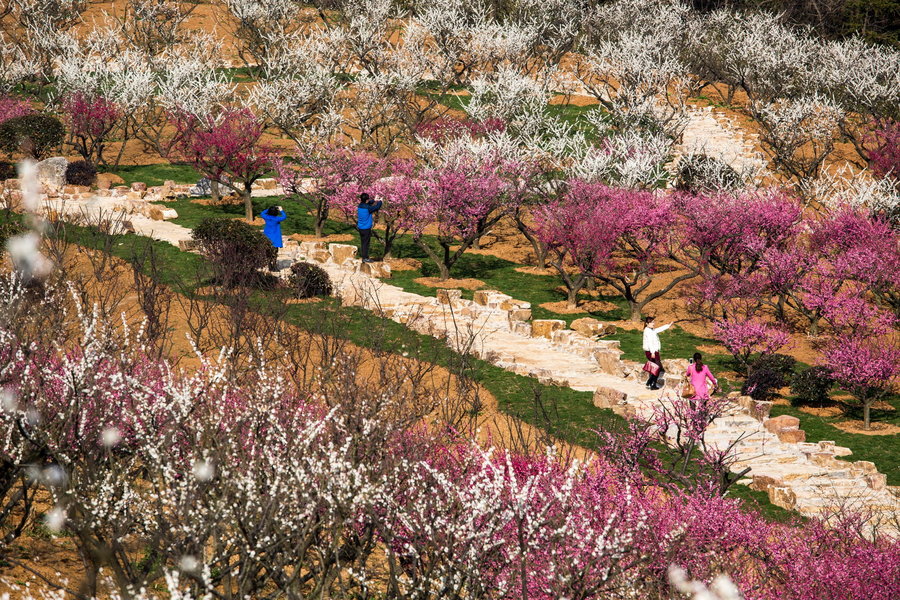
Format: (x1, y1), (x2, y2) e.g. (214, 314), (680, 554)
(414, 276), (486, 290)
(539, 300), (620, 315)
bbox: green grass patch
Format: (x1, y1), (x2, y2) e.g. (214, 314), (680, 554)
(108, 164), (201, 187)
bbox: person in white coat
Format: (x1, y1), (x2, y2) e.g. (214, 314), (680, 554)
(642, 316), (672, 390)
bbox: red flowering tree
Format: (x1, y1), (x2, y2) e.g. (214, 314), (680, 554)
(415, 117), (505, 145)
(823, 334), (900, 430)
(535, 182), (689, 318)
(62, 92), (121, 166)
(868, 120), (900, 182)
(173, 108), (275, 221)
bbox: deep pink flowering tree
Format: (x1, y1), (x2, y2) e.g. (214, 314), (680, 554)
(713, 317), (792, 369)
(535, 181), (690, 317)
(823, 334), (900, 430)
(868, 120), (900, 181)
(62, 92), (121, 166)
(173, 108), (275, 221)
(809, 208), (900, 318)
(415, 117), (505, 145)
(406, 159), (514, 280)
(675, 190), (803, 322)
(0, 96), (34, 125)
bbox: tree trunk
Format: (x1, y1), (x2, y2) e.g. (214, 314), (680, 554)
(629, 302), (642, 322)
(243, 184), (253, 222)
(864, 400), (871, 431)
(315, 197), (327, 238)
(437, 261), (450, 281)
(210, 180), (220, 203)
(567, 287), (578, 310)
(415, 238), (451, 281)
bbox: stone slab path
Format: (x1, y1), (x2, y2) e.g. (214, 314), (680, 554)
(40, 193), (900, 534)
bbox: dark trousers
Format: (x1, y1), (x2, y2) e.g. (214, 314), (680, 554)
(645, 350), (663, 387)
(358, 227), (372, 259)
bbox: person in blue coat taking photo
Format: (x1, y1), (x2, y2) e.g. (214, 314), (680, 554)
(261, 205), (286, 248)
(356, 192), (382, 263)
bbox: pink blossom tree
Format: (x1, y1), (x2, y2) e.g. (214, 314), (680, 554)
(276, 146), (387, 238)
(868, 120), (900, 182)
(320, 152), (422, 257)
(713, 317), (792, 370)
(406, 159), (513, 280)
(173, 108), (275, 222)
(535, 182), (691, 317)
(809, 208), (900, 319)
(823, 334), (900, 430)
(674, 190), (803, 322)
(365, 168), (423, 259)
(62, 92), (121, 166)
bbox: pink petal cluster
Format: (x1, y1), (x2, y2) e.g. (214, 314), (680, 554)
(0, 95), (34, 124)
(713, 318), (792, 361)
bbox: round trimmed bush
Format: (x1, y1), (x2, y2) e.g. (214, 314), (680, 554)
(65, 159), (97, 187)
(790, 367), (834, 406)
(741, 367), (785, 401)
(289, 262), (333, 298)
(192, 217), (277, 287)
(0, 114), (65, 160)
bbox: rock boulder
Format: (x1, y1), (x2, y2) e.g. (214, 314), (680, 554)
(530, 319), (565, 339)
(36, 157), (68, 192)
(570, 317), (616, 337)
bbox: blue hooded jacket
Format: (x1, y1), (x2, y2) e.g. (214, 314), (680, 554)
(261, 209), (286, 248)
(357, 200), (382, 230)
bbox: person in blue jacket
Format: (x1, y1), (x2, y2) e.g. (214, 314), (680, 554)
(356, 192), (382, 263)
(261, 205), (286, 248)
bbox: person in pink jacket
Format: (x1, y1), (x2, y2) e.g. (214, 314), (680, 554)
(686, 352), (718, 400)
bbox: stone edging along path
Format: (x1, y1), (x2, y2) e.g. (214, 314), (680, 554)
(16, 187), (900, 533)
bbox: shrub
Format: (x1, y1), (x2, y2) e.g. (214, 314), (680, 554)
(674, 153), (743, 192)
(790, 367), (834, 406)
(65, 159), (97, 187)
(741, 367), (786, 401)
(288, 262), (333, 298)
(192, 217), (276, 287)
(0, 114), (65, 160)
(741, 353), (796, 401)
(0, 162), (15, 180)
(751, 353), (797, 378)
